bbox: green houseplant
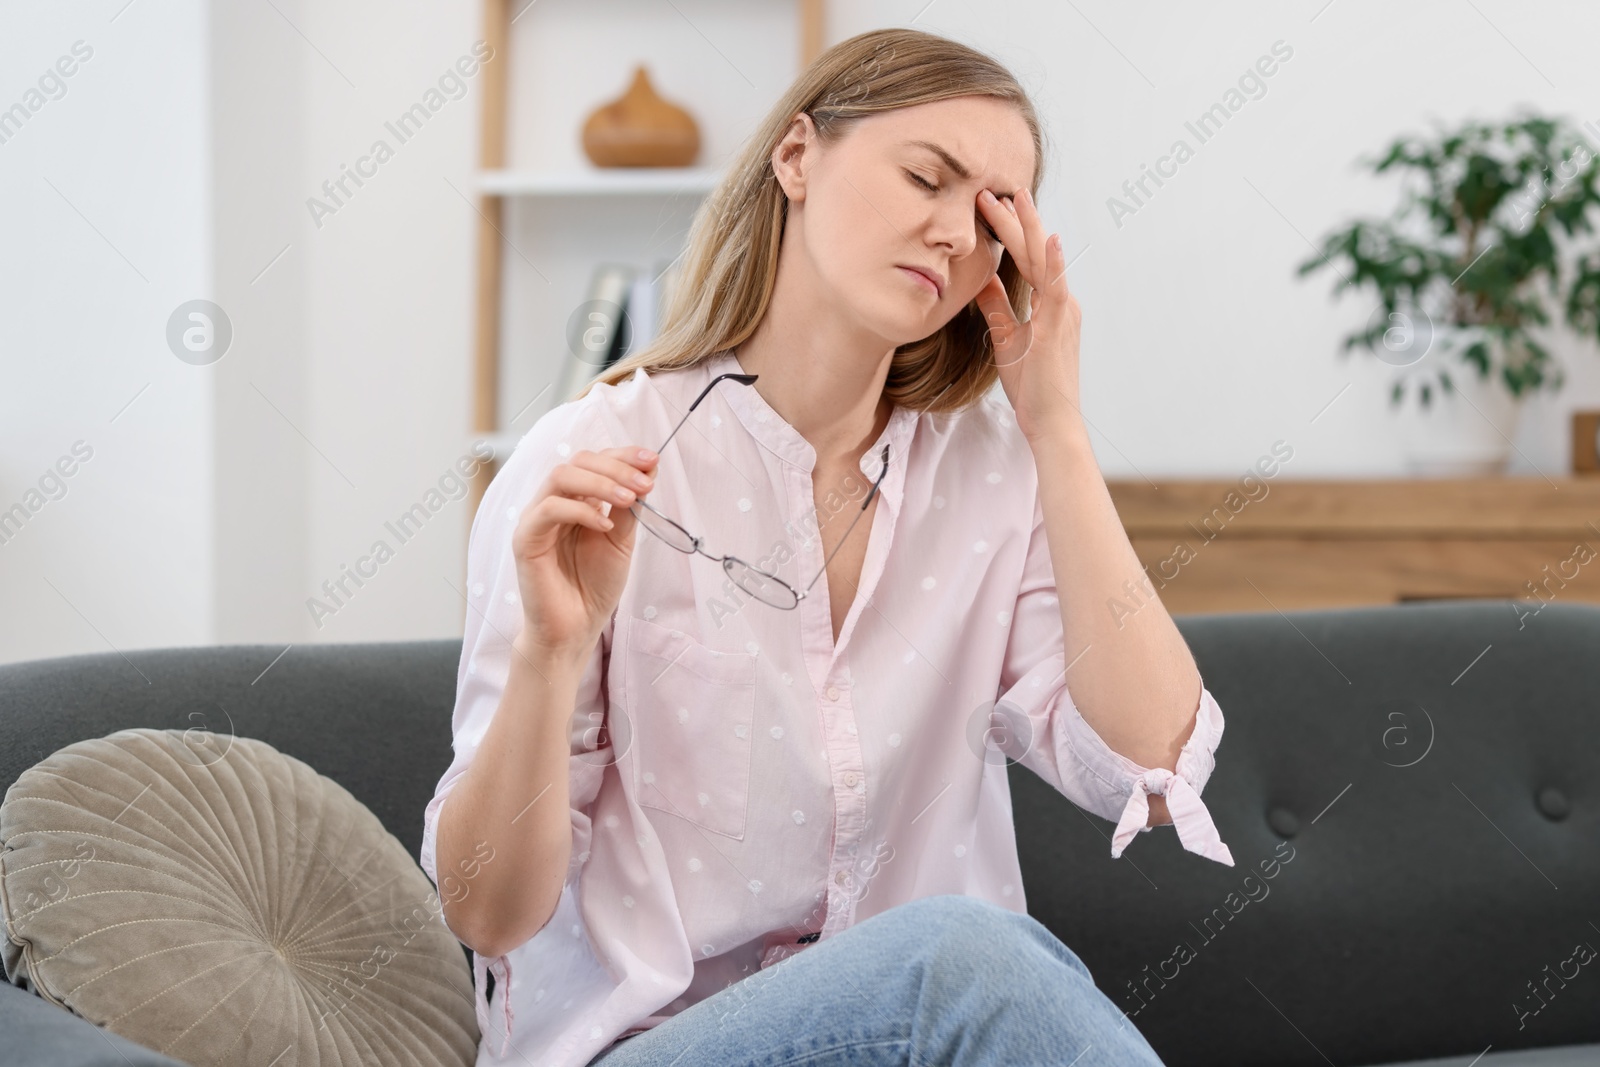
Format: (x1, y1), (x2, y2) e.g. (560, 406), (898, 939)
(1298, 112), (1600, 472)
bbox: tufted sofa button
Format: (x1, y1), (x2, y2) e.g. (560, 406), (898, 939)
(1535, 786), (1570, 821)
(1267, 806), (1300, 838)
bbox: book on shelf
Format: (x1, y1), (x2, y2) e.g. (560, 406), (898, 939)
(555, 262), (631, 404)
(554, 257), (684, 403)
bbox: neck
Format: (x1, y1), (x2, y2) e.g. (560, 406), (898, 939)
(733, 274), (897, 465)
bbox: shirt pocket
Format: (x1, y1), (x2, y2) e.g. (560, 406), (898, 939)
(624, 615), (758, 840)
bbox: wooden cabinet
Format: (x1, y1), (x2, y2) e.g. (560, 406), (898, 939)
(1105, 477), (1600, 615)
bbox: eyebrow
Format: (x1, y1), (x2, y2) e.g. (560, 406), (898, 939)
(902, 140), (1018, 199)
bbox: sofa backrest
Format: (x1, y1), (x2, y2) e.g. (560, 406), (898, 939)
(2, 599), (1595, 1067)
(1026, 598), (1599, 1066)
(0, 639), (459, 879)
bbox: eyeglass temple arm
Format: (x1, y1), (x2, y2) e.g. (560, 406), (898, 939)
(651, 372), (759, 457)
(801, 442), (892, 596)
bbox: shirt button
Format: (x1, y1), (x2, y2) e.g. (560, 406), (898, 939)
(835, 870), (850, 886)
(825, 686), (840, 701)
(843, 772), (858, 787)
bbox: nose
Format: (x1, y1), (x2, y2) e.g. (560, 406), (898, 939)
(925, 195), (981, 258)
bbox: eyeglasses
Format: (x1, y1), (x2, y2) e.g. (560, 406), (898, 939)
(628, 370), (892, 610)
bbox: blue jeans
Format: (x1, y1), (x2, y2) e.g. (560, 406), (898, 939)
(586, 893), (1166, 1066)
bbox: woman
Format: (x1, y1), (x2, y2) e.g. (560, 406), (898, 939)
(422, 26), (1235, 1067)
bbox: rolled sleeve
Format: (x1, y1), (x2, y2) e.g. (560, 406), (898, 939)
(1056, 682), (1233, 866)
(994, 495), (1235, 867)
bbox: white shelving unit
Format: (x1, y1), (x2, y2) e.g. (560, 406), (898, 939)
(460, 0), (826, 565)
(467, 168), (725, 467)
(477, 167), (724, 198)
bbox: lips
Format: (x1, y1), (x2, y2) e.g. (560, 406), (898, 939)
(896, 264), (944, 298)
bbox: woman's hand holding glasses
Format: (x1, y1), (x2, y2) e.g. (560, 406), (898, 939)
(512, 445), (659, 665)
(510, 367), (885, 667)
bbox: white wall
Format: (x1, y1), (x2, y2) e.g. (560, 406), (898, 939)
(1, 1), (215, 665)
(211, 0), (309, 644)
(828, 1), (1600, 478)
(296, 0), (483, 645)
(5, 0), (1600, 666)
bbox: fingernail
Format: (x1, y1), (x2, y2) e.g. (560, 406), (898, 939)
(638, 448), (656, 461)
(981, 189), (996, 202)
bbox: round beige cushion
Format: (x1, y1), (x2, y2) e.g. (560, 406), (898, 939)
(0, 728), (477, 1065)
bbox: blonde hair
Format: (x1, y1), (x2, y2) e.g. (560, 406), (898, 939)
(572, 27), (1045, 415)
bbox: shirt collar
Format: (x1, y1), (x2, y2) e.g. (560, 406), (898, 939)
(705, 349), (918, 491)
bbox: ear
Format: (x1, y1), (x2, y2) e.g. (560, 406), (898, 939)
(771, 112), (818, 203)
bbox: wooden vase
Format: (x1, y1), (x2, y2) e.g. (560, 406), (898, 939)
(581, 64), (700, 168)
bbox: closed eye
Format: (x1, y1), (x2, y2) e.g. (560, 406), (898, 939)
(904, 168), (1002, 244)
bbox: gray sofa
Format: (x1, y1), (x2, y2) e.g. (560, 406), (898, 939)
(2, 599), (1597, 1066)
